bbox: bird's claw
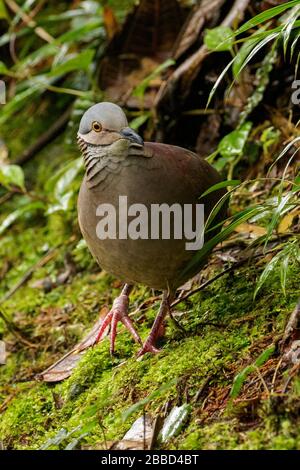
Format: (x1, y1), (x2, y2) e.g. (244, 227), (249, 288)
(137, 340), (161, 357)
(95, 294), (142, 355)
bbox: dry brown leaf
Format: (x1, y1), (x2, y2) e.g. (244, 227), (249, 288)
(103, 6), (119, 40)
(234, 223), (267, 238)
(37, 307), (109, 382)
(278, 208), (300, 233)
(111, 415), (153, 450)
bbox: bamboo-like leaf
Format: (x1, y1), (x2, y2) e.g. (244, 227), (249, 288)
(122, 379), (177, 422)
(280, 253), (290, 297)
(133, 59), (175, 99)
(254, 252), (281, 299)
(282, 5), (300, 58)
(49, 50), (95, 77)
(230, 345), (275, 399)
(206, 58), (234, 108)
(200, 180), (240, 198)
(0, 201), (44, 235)
(235, 1), (299, 36)
(181, 206), (264, 279)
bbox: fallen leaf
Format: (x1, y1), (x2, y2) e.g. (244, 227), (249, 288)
(37, 308), (109, 382)
(278, 208), (300, 233)
(103, 6), (119, 39)
(159, 404), (191, 442)
(111, 415), (153, 450)
(234, 223), (267, 238)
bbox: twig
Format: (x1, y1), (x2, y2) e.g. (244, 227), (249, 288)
(156, 0), (250, 107)
(5, 0), (54, 43)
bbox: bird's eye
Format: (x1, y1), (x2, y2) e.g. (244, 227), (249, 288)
(92, 121), (102, 132)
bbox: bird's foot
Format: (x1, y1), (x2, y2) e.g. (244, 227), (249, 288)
(137, 290), (172, 358)
(137, 339), (161, 357)
(95, 292), (142, 355)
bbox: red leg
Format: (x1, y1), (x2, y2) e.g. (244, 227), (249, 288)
(95, 284), (142, 355)
(137, 290), (171, 357)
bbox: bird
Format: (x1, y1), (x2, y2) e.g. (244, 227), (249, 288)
(77, 102), (227, 357)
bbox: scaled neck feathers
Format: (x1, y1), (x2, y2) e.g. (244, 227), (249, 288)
(77, 137), (152, 190)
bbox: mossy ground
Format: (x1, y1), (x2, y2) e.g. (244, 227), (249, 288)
(0, 103), (299, 450)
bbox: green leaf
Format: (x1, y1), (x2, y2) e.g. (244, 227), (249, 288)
(233, 35), (262, 78)
(0, 0), (8, 20)
(133, 59), (175, 99)
(280, 253), (290, 297)
(0, 201), (44, 235)
(235, 1), (300, 36)
(282, 5), (300, 57)
(49, 50), (95, 77)
(218, 122), (252, 160)
(204, 26), (234, 52)
(230, 345), (275, 399)
(159, 404), (191, 442)
(206, 58), (235, 108)
(129, 113), (150, 131)
(201, 180), (240, 198)
(57, 20), (102, 44)
(0, 61), (8, 74)
(181, 205), (264, 279)
(45, 158), (82, 196)
(254, 253), (281, 299)
(0, 86), (40, 126)
(0, 164), (25, 190)
(54, 158), (82, 199)
(122, 379), (177, 422)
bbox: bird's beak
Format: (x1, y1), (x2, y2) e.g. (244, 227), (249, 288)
(120, 127), (144, 146)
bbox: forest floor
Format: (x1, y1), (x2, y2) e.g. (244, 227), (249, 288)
(0, 105), (299, 450)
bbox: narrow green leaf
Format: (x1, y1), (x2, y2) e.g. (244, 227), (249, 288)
(254, 253), (281, 299)
(230, 345), (275, 398)
(122, 379), (177, 422)
(181, 206), (264, 279)
(233, 35), (262, 78)
(0, 201), (44, 235)
(49, 50), (95, 77)
(133, 59), (175, 99)
(201, 180), (240, 198)
(235, 1), (299, 36)
(45, 158), (82, 197)
(206, 58), (234, 108)
(280, 253), (290, 297)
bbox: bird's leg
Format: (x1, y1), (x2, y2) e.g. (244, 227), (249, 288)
(137, 290), (172, 357)
(95, 284), (142, 355)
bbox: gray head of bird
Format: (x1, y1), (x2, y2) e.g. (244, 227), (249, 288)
(77, 102), (144, 161)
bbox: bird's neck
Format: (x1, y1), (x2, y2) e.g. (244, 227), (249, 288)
(78, 139), (146, 190)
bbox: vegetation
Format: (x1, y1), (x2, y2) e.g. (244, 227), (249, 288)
(0, 0), (299, 450)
